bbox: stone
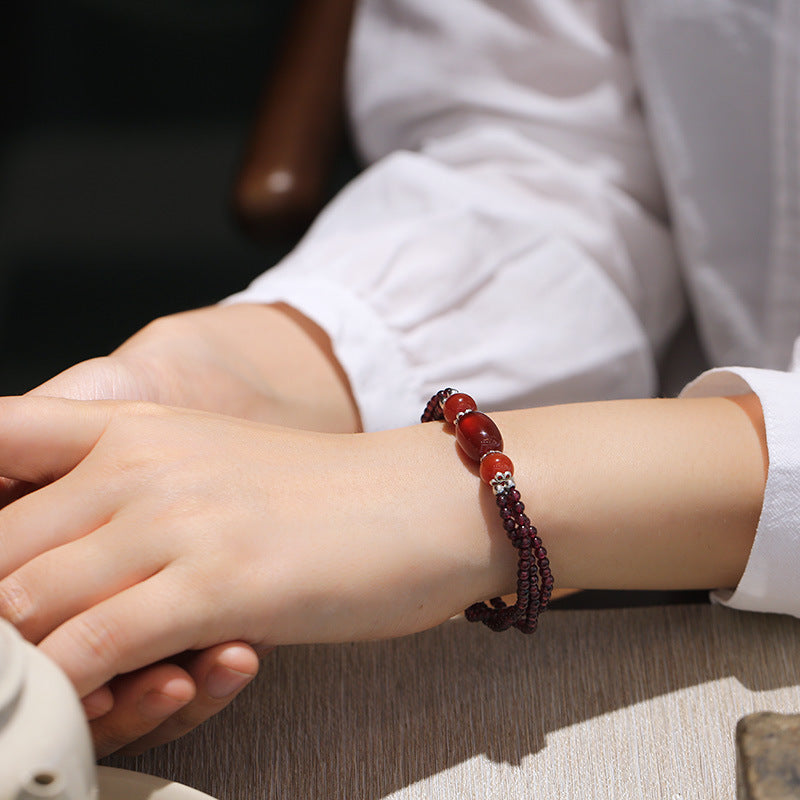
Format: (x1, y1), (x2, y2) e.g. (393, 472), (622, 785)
(737, 712), (800, 799)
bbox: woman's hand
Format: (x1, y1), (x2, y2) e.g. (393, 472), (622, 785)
(23, 303), (360, 431)
(0, 396), (500, 738)
(1, 302), (360, 755)
(1, 353), (264, 756)
(6, 321), (268, 757)
(83, 641), (260, 757)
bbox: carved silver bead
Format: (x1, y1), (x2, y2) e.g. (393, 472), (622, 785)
(490, 472), (515, 494)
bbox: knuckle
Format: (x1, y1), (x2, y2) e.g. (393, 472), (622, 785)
(0, 578), (34, 628)
(70, 614), (123, 669)
(103, 400), (173, 440)
(121, 400), (172, 419)
(98, 405), (184, 480)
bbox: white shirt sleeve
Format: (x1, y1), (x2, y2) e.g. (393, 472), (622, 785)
(223, 0), (685, 431)
(625, 0), (800, 370)
(681, 355), (800, 617)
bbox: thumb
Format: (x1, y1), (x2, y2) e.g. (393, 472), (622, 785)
(0, 396), (114, 485)
(27, 357), (153, 402)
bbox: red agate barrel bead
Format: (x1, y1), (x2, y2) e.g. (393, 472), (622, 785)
(442, 392), (477, 424)
(455, 411), (503, 462)
(479, 451), (514, 485)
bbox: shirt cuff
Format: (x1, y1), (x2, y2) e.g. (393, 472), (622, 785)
(223, 276), (421, 432)
(681, 366), (800, 617)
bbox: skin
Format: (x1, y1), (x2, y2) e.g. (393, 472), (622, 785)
(1, 303), (360, 756)
(0, 304), (768, 755)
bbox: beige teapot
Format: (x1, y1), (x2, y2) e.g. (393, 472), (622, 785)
(0, 619), (215, 800)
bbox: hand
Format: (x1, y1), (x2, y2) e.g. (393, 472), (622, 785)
(21, 303), (360, 429)
(0, 397), (501, 740)
(0, 355), (156, 506)
(5, 338), (267, 756)
(83, 642), (261, 757)
(1, 302), (360, 754)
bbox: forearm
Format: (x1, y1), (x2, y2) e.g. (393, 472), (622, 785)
(113, 303), (360, 432)
(394, 394), (767, 614)
(0, 390), (767, 704)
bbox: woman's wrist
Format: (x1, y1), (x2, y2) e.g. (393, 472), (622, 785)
(113, 303), (361, 431)
(354, 421), (519, 632)
(494, 395), (766, 593)
(377, 393), (767, 630)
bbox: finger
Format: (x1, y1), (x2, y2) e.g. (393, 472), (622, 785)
(0, 521), (165, 643)
(0, 470), (119, 578)
(116, 643), (261, 756)
(90, 663), (196, 758)
(26, 357), (142, 403)
(82, 685), (114, 720)
(0, 396), (114, 484)
(0, 358), (148, 509)
(39, 567), (219, 697)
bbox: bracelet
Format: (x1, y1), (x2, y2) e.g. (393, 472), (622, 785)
(421, 389), (553, 633)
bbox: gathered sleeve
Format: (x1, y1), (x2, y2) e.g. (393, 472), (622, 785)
(224, 0), (684, 430)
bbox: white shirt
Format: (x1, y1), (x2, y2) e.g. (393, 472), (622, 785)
(225, 0), (800, 617)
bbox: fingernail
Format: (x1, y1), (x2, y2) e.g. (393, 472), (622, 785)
(205, 665), (253, 700)
(138, 690), (190, 721)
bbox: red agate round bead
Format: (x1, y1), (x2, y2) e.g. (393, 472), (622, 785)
(455, 411), (503, 462)
(442, 392), (477, 424)
(479, 451), (514, 485)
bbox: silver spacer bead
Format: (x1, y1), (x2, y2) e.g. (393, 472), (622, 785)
(437, 388), (456, 411)
(454, 408), (476, 425)
(490, 472), (515, 494)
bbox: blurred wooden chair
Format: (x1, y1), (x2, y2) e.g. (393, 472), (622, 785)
(232, 0), (357, 243)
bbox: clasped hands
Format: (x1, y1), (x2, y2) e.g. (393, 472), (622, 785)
(0, 357), (492, 756)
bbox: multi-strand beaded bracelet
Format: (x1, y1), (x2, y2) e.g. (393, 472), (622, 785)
(421, 389), (553, 633)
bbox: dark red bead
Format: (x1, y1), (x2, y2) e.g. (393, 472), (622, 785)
(455, 411), (503, 461)
(442, 392), (477, 424)
(479, 451), (514, 485)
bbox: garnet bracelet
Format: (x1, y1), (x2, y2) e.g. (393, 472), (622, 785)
(421, 389), (552, 633)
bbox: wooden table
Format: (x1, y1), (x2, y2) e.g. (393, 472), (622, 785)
(106, 604), (800, 799)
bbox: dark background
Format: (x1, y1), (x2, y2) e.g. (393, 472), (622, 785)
(0, 0), (308, 394)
